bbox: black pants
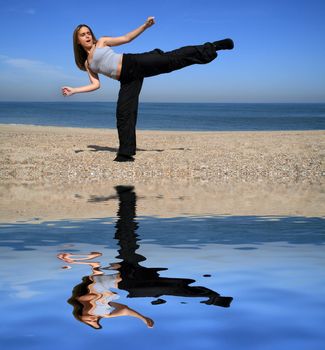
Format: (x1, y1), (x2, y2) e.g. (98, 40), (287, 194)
(116, 42), (217, 156)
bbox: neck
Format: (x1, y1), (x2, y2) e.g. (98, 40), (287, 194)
(84, 44), (95, 55)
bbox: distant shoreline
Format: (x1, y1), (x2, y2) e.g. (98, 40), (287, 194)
(2, 122), (324, 133)
(1, 101), (325, 104)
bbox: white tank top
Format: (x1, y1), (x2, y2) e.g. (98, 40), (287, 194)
(89, 46), (122, 80)
(91, 274), (120, 316)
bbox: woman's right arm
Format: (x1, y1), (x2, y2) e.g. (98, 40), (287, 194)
(62, 62), (100, 96)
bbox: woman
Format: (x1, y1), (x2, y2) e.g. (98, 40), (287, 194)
(62, 17), (234, 162)
(57, 252), (154, 329)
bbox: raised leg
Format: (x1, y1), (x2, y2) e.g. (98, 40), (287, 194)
(124, 42), (218, 80)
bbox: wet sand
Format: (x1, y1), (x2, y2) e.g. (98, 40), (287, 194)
(0, 124), (324, 222)
(1, 181), (324, 223)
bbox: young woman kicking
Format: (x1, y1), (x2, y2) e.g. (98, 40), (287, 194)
(62, 17), (234, 162)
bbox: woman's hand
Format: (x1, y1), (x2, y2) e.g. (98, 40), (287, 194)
(144, 16), (155, 28)
(61, 86), (75, 97)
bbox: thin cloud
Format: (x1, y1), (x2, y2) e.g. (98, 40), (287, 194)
(4, 57), (58, 72)
(3, 7), (36, 15)
(0, 54), (83, 83)
(0, 55), (80, 81)
(25, 9), (36, 15)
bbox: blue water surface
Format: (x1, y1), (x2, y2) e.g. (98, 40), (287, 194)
(0, 186), (325, 350)
(0, 102), (325, 130)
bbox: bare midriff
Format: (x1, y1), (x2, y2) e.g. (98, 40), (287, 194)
(115, 54), (123, 81)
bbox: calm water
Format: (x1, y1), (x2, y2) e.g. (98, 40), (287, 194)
(0, 102), (325, 130)
(1, 186), (325, 350)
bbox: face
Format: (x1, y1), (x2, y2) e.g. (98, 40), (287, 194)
(77, 26), (94, 49)
(80, 315), (101, 329)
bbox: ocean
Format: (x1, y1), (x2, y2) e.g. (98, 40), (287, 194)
(1, 184), (325, 350)
(0, 102), (325, 131)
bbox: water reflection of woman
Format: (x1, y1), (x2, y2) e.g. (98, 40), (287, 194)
(58, 185), (232, 329)
(113, 186), (233, 308)
(58, 253), (154, 329)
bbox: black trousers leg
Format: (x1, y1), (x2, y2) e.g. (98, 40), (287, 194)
(121, 42), (218, 81)
(116, 78), (143, 156)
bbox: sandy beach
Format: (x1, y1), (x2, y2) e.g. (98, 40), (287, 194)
(1, 124), (324, 222)
(1, 124), (324, 184)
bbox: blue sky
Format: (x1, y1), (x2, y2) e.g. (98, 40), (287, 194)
(0, 0), (324, 102)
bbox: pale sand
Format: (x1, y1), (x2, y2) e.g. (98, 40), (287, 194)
(0, 124), (324, 222)
(1, 124), (324, 184)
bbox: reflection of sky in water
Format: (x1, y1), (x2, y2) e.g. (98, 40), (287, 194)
(0, 187), (325, 350)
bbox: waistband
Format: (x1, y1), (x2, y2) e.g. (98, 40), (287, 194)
(119, 53), (134, 83)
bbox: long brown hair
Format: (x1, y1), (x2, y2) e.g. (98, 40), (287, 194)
(73, 24), (97, 71)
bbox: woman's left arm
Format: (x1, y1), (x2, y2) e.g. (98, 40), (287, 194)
(100, 16), (155, 47)
(61, 61), (100, 96)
